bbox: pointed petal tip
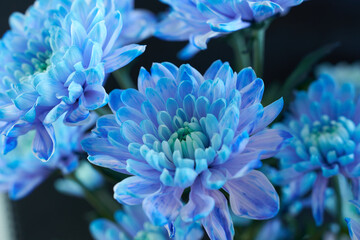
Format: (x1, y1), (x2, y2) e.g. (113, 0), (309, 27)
(165, 222), (176, 238)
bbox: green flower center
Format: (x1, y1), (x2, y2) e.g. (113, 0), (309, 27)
(167, 119), (209, 159)
(300, 115), (356, 165)
(13, 39), (53, 83)
(31, 50), (52, 73)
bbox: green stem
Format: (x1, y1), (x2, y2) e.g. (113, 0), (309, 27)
(93, 165), (128, 184)
(229, 22), (269, 75)
(66, 170), (135, 239)
(95, 105), (112, 116)
(333, 176), (344, 228)
(66, 172), (116, 221)
(252, 27), (266, 77)
(229, 31), (251, 71)
(112, 67), (136, 89)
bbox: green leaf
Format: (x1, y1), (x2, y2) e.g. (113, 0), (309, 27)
(281, 42), (340, 100)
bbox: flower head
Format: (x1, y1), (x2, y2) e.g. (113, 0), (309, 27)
(90, 205), (203, 240)
(273, 75), (360, 225)
(82, 60), (290, 239)
(0, 114), (93, 200)
(155, 0), (303, 59)
(0, 0), (154, 160)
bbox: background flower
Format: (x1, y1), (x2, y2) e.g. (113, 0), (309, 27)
(272, 75), (360, 225)
(0, 114), (93, 200)
(90, 205), (203, 240)
(82, 60), (290, 239)
(0, 0), (155, 161)
(316, 62), (360, 95)
(255, 219), (288, 240)
(155, 0), (303, 59)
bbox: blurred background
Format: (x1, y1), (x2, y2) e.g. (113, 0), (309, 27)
(0, 0), (359, 239)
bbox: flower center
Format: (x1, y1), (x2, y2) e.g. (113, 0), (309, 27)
(11, 36), (53, 83)
(301, 115), (356, 166)
(31, 50), (52, 74)
(167, 119), (210, 159)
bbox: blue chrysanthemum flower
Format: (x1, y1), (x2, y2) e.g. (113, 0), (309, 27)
(82, 60), (291, 239)
(272, 75), (360, 226)
(0, 114), (93, 200)
(346, 201), (360, 240)
(90, 205), (203, 240)
(155, 0), (303, 59)
(0, 0), (154, 160)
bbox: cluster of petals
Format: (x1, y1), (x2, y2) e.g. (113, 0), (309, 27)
(82, 60), (291, 239)
(0, 115), (92, 200)
(0, 0), (155, 160)
(156, 0), (303, 59)
(273, 75), (360, 225)
(90, 205), (203, 240)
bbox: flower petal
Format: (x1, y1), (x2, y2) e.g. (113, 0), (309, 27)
(32, 123), (55, 161)
(201, 190), (234, 240)
(224, 170), (279, 219)
(143, 187), (183, 226)
(201, 168), (226, 190)
(174, 167), (198, 188)
(103, 44), (146, 73)
(311, 174), (328, 226)
(10, 174), (48, 200)
(345, 217), (360, 240)
(88, 155), (128, 174)
(219, 151), (263, 179)
(181, 180), (215, 222)
(81, 137), (132, 160)
(113, 176), (161, 205)
(246, 129), (292, 159)
(251, 97), (284, 135)
(80, 85), (108, 110)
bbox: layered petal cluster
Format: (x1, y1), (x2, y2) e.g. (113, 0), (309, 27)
(156, 0), (303, 59)
(0, 115), (93, 200)
(0, 0), (154, 160)
(82, 60), (290, 239)
(346, 201), (360, 240)
(90, 205), (203, 240)
(273, 75), (360, 225)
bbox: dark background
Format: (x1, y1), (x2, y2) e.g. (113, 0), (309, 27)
(1, 0), (359, 239)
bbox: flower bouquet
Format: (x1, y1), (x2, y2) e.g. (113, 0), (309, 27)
(0, 0), (359, 239)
